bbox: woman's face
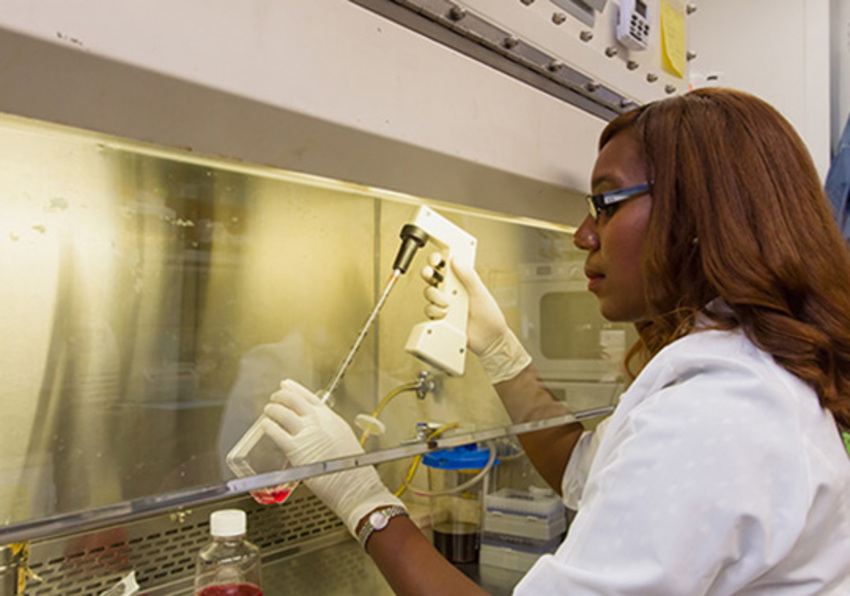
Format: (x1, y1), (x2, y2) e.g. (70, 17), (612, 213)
(574, 130), (652, 323)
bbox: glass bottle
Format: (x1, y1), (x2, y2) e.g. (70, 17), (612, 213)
(194, 509), (263, 596)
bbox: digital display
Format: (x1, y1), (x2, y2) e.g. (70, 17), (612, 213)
(636, 0), (647, 17)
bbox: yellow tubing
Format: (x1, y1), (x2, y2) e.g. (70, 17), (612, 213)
(394, 423), (459, 498)
(358, 380), (420, 447)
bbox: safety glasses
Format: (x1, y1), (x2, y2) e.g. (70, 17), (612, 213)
(586, 182), (652, 221)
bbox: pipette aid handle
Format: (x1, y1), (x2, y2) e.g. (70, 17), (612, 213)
(404, 206), (477, 376)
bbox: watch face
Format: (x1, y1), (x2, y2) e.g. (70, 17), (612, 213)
(370, 511), (389, 530)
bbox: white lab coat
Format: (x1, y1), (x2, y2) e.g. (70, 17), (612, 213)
(516, 327), (850, 595)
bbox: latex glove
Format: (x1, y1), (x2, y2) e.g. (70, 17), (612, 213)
(421, 252), (531, 383)
(261, 379), (405, 537)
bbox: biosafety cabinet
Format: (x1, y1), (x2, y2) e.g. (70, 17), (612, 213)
(0, 1), (830, 594)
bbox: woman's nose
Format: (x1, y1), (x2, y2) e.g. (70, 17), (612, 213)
(573, 215), (599, 251)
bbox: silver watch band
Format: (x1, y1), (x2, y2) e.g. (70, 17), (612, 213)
(357, 505), (409, 550)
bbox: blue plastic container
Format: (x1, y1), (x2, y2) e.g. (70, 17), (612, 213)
(422, 444), (498, 564)
(422, 443), (496, 471)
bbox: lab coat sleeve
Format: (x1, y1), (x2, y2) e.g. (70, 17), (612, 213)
(515, 354), (812, 595)
(561, 417), (611, 510)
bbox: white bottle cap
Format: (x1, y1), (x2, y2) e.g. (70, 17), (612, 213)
(210, 509), (247, 538)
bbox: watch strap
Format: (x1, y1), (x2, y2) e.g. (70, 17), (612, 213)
(357, 505), (408, 550)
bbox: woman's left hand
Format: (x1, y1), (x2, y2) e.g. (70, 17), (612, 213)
(262, 379), (405, 536)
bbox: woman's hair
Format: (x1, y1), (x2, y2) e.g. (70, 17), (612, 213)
(602, 87), (850, 429)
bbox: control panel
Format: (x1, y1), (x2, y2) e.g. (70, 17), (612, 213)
(617, 0), (651, 51)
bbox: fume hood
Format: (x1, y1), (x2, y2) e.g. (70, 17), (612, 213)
(0, 1), (695, 593)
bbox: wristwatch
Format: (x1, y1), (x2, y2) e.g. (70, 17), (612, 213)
(357, 505), (408, 550)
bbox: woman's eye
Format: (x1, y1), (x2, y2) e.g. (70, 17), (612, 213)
(598, 204), (620, 220)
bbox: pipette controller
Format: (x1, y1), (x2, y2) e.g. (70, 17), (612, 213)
(402, 206), (477, 376)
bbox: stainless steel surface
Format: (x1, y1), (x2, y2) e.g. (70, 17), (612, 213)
(246, 539), (393, 596)
(0, 111), (615, 546)
(0, 111), (379, 531)
(323, 270), (403, 404)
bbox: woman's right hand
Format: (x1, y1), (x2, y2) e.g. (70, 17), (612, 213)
(421, 253), (531, 383)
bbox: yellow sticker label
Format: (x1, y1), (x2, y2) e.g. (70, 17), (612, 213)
(661, 0), (686, 78)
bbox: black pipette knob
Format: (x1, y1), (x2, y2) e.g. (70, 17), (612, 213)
(393, 224), (429, 273)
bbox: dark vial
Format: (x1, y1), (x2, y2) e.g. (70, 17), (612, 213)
(432, 522), (480, 564)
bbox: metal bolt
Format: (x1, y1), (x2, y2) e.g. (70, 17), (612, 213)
(503, 36), (519, 49)
(665, 84), (677, 94)
(646, 73), (659, 83)
(626, 60), (639, 70)
(548, 60), (563, 72)
(552, 12), (567, 25)
(686, 51), (698, 61)
(686, 3), (697, 15)
(520, 0), (535, 4)
(620, 98), (635, 109)
(448, 6), (467, 20)
(605, 46), (619, 58)
(585, 81), (601, 92)
(580, 30), (593, 42)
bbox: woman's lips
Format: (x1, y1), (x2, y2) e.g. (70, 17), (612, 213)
(585, 268), (604, 292)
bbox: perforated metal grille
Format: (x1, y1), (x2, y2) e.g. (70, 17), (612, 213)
(262, 539), (392, 595)
(25, 490), (344, 595)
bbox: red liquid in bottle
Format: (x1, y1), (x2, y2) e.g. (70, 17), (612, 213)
(196, 584), (263, 596)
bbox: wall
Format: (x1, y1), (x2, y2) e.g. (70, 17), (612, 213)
(831, 0), (850, 152)
(689, 0), (831, 178)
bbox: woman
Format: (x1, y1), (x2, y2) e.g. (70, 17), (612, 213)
(262, 88), (850, 594)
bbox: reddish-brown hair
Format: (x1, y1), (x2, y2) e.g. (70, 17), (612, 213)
(601, 87), (850, 429)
